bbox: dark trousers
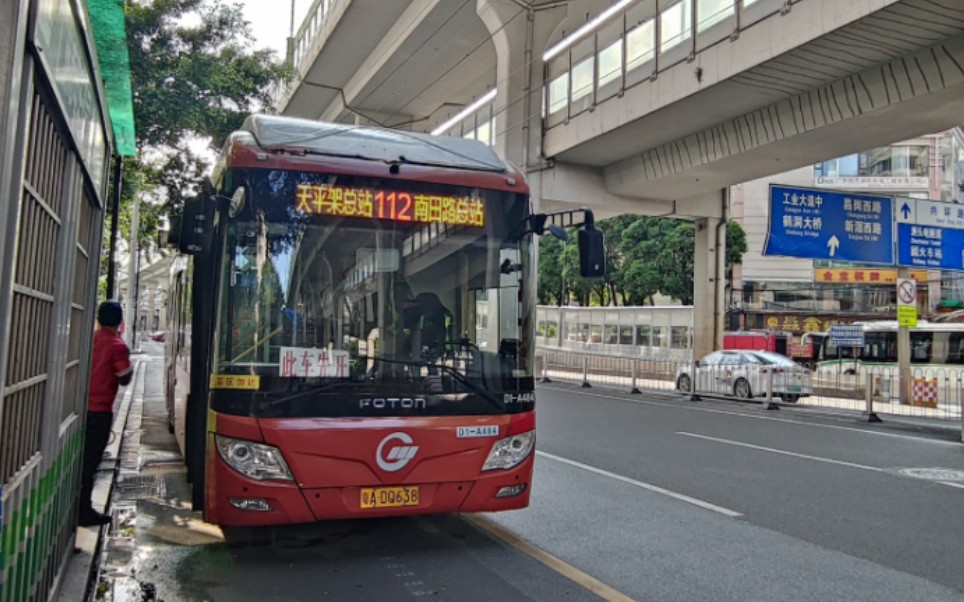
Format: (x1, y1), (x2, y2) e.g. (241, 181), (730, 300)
(80, 411), (113, 514)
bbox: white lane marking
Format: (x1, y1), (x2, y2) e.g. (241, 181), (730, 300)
(536, 450), (742, 518)
(677, 432), (964, 492)
(541, 384), (961, 447)
(676, 432), (883, 472)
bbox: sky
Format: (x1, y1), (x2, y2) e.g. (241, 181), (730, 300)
(240, 0), (311, 59)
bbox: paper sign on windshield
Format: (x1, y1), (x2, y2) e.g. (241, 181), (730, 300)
(279, 347), (350, 378)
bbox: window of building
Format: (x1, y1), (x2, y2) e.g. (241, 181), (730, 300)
(597, 39), (623, 88)
(660, 1), (692, 53)
(626, 20), (655, 73)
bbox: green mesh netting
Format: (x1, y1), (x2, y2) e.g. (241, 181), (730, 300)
(86, 0), (136, 156)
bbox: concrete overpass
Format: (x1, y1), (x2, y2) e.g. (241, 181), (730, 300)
(279, 0), (964, 357)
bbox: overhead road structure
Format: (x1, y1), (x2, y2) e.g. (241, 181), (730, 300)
(279, 0), (964, 359)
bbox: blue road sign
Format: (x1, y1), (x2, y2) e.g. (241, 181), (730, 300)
(764, 185), (894, 264)
(829, 324), (864, 347)
(896, 198), (964, 272)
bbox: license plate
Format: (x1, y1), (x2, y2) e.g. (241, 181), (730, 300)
(360, 486), (420, 509)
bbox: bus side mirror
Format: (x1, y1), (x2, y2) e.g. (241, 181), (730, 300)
(578, 227), (605, 278)
(178, 195), (215, 255)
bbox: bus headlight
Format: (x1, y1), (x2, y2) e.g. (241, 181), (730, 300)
(215, 435), (293, 481)
(482, 430), (535, 471)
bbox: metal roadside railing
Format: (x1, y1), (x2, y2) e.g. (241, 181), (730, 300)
(535, 346), (963, 422)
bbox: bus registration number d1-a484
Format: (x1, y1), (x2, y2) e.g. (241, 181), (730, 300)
(360, 486), (420, 509)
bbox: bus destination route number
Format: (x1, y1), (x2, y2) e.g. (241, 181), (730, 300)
(295, 183), (485, 227)
(360, 486), (420, 509)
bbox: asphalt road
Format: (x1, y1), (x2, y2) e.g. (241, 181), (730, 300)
(486, 382), (964, 601)
(103, 347), (964, 602)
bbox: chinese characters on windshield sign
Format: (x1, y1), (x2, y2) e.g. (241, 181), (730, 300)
(294, 183), (485, 227)
(279, 347), (350, 378)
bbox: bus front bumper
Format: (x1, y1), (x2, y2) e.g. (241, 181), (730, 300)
(208, 453), (533, 526)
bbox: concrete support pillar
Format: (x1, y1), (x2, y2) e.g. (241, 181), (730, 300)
(690, 190), (728, 360)
(477, 0), (567, 195)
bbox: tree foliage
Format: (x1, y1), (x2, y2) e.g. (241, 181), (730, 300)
(126, 0), (287, 212)
(537, 215), (747, 307)
(104, 0), (286, 291)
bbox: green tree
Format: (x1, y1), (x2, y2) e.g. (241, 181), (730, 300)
(617, 216), (662, 305)
(103, 1), (287, 291)
(726, 220), (747, 275)
(537, 235), (565, 305)
(597, 215), (635, 305)
(125, 0), (287, 212)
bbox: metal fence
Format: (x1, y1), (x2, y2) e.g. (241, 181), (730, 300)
(0, 46), (105, 602)
(536, 346), (964, 422)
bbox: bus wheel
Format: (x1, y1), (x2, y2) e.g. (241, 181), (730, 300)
(782, 394), (799, 403)
(733, 378), (753, 399)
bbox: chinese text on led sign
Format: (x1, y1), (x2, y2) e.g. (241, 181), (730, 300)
(294, 184), (485, 227)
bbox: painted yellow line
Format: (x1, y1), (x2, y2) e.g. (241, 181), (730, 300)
(462, 514), (637, 602)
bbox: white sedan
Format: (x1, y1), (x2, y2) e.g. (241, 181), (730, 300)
(675, 350), (812, 402)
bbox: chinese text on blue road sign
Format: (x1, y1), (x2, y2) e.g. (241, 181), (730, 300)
(764, 185), (894, 265)
(896, 198), (964, 272)
(829, 324), (865, 347)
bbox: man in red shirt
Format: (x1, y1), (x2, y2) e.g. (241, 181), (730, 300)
(79, 300), (132, 526)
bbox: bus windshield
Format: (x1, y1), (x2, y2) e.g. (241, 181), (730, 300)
(213, 168), (534, 418)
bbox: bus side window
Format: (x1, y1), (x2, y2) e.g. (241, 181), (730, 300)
(911, 333), (932, 362)
(950, 334), (964, 364)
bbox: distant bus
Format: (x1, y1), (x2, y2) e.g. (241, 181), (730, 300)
(165, 115), (602, 526)
(814, 321), (964, 385)
(535, 305), (694, 361)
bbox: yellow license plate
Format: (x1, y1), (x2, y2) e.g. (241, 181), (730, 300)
(360, 486), (420, 509)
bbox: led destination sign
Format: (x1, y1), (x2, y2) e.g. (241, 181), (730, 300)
(294, 183), (485, 227)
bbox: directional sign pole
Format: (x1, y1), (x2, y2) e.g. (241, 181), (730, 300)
(897, 269), (912, 405)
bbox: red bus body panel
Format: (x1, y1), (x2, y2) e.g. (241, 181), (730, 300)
(206, 412), (535, 525)
(723, 331), (793, 356)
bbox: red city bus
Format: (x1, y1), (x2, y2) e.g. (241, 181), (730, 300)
(165, 115), (601, 526)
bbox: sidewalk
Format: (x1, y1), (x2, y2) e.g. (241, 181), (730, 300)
(55, 351), (146, 602)
(59, 343), (224, 602)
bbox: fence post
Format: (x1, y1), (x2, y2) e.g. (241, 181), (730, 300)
(686, 361), (700, 401)
(539, 353), (551, 383)
(862, 371), (882, 422)
(762, 368), (779, 410)
(630, 359), (641, 394)
(581, 355), (592, 388)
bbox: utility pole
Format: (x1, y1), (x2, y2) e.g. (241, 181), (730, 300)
(106, 155), (122, 298)
(125, 193), (140, 350)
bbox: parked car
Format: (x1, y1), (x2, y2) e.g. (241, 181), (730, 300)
(150, 331), (166, 342)
(675, 350), (812, 402)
